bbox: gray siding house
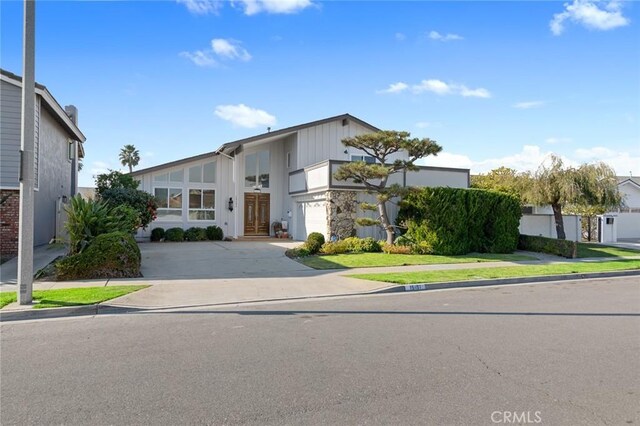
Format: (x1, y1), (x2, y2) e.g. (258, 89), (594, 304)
(0, 69), (86, 256)
(132, 114), (469, 241)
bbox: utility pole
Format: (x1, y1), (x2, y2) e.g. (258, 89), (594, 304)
(17, 0), (36, 304)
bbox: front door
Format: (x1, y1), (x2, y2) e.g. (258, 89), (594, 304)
(244, 193), (270, 235)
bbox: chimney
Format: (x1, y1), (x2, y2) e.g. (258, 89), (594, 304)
(64, 105), (78, 126)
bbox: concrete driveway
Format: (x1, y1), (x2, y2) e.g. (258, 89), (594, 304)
(139, 240), (313, 280)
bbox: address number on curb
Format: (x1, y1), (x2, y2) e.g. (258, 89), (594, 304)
(404, 284), (427, 291)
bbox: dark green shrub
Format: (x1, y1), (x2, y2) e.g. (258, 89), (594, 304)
(306, 232), (325, 254)
(95, 170), (139, 197)
(165, 227), (185, 242)
(410, 241), (434, 255)
(184, 227), (208, 241)
(56, 231), (141, 280)
(342, 237), (381, 253)
(100, 188), (158, 230)
(518, 234), (577, 258)
(320, 240), (350, 255)
(206, 225), (224, 241)
(150, 227), (165, 242)
(111, 205), (141, 234)
(286, 246), (311, 258)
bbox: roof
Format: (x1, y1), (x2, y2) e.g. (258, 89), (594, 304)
(0, 69), (86, 143)
(131, 113), (379, 176)
(618, 176), (640, 188)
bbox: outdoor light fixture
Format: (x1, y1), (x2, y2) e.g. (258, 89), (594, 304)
(228, 197), (234, 212)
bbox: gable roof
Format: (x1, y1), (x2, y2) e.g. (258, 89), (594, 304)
(131, 113), (379, 176)
(0, 68), (86, 143)
(618, 177), (640, 189)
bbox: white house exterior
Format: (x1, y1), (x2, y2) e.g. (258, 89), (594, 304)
(602, 177), (640, 241)
(131, 114), (469, 241)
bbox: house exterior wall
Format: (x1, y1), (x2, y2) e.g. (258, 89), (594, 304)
(619, 181), (640, 209)
(519, 214), (582, 242)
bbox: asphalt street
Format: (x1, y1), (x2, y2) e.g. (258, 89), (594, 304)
(1, 277), (639, 425)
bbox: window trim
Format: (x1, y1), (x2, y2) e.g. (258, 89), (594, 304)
(154, 186), (183, 221)
(188, 188), (216, 221)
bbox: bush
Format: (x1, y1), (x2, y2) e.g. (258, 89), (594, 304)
(150, 227), (165, 242)
(410, 241), (434, 255)
(518, 234), (577, 258)
(56, 231), (141, 280)
(306, 232), (325, 254)
(111, 205), (141, 234)
(95, 170), (139, 197)
(286, 246), (311, 258)
(320, 240), (350, 255)
(184, 227), (207, 241)
(382, 243), (411, 254)
(165, 227), (185, 242)
(206, 225), (224, 241)
(100, 188), (158, 230)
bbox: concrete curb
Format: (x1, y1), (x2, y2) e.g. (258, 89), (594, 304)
(369, 269), (640, 294)
(1, 269), (638, 322)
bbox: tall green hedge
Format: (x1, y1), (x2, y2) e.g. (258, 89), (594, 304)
(397, 187), (522, 255)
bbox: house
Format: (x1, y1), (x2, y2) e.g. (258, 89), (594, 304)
(131, 114), (469, 241)
(0, 69), (86, 257)
(603, 176), (640, 241)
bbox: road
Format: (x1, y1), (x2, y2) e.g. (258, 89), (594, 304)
(1, 277), (639, 425)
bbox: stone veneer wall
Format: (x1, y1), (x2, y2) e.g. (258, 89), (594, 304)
(0, 190), (20, 257)
(326, 190), (357, 240)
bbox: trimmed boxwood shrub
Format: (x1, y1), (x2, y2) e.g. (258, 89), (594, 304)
(206, 225), (224, 241)
(150, 227), (165, 242)
(398, 187), (522, 255)
(56, 231), (141, 280)
(518, 234), (577, 258)
(184, 227), (207, 241)
(165, 227), (185, 242)
(306, 232), (325, 254)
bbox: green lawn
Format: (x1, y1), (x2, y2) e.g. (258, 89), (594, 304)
(0, 285), (149, 309)
(577, 243), (640, 258)
(350, 259), (640, 285)
(298, 252), (537, 270)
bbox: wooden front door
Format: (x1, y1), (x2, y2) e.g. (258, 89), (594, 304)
(244, 193), (270, 235)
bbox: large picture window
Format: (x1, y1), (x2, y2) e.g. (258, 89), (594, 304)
(245, 150), (270, 188)
(155, 187), (183, 220)
(189, 189), (215, 220)
(189, 162), (216, 183)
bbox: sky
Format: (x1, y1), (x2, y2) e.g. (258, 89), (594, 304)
(1, 0), (638, 187)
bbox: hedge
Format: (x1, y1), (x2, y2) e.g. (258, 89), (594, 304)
(518, 234), (577, 259)
(206, 225), (224, 241)
(165, 227), (185, 242)
(397, 187), (522, 255)
(184, 227), (208, 241)
(306, 232), (325, 254)
(56, 232), (141, 280)
(150, 227), (165, 242)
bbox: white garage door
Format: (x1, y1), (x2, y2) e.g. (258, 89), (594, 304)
(297, 201), (326, 240)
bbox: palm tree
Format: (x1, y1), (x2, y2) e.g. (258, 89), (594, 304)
(119, 144), (140, 173)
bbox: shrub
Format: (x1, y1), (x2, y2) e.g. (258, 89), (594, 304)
(206, 225), (224, 241)
(410, 241), (434, 255)
(518, 234), (577, 258)
(100, 188), (158, 230)
(184, 227), (208, 241)
(306, 232), (325, 254)
(95, 170), (139, 197)
(56, 231), (141, 280)
(320, 240), (350, 255)
(165, 227), (185, 242)
(382, 243), (411, 254)
(111, 205), (141, 234)
(150, 227), (165, 242)
(343, 237), (381, 253)
(286, 246), (310, 258)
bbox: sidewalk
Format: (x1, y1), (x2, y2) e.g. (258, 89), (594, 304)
(0, 244), (66, 285)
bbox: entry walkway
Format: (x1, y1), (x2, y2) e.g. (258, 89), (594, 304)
(0, 244), (66, 285)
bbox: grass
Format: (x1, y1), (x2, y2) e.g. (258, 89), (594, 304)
(350, 259), (640, 285)
(298, 252), (537, 270)
(0, 285), (149, 309)
(577, 243), (640, 258)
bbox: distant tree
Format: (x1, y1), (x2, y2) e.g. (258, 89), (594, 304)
(526, 155), (621, 240)
(471, 166), (532, 202)
(333, 130), (442, 244)
(119, 144), (140, 173)
(95, 170), (139, 198)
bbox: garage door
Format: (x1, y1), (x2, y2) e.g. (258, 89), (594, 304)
(297, 201), (326, 240)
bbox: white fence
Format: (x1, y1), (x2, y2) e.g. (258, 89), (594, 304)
(519, 214), (581, 242)
(616, 212), (640, 239)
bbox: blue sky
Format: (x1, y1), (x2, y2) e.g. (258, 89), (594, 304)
(1, 0), (638, 187)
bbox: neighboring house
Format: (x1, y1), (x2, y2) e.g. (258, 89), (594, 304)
(77, 186), (96, 200)
(0, 69), (86, 257)
(610, 176), (640, 240)
(131, 114), (469, 241)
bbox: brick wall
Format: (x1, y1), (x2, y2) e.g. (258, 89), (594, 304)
(0, 190), (19, 257)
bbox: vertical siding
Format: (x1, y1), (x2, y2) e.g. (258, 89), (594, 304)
(0, 81), (22, 187)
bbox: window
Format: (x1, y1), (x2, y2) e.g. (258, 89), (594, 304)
(351, 155), (375, 164)
(189, 162), (216, 183)
(155, 170), (183, 183)
(189, 189), (215, 220)
(245, 150), (270, 188)
(286, 152), (291, 169)
(155, 187), (183, 220)
(68, 140), (75, 161)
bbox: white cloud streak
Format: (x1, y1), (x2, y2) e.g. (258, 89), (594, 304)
(232, 0), (313, 15)
(214, 104), (276, 128)
(177, 0), (222, 15)
(513, 100), (546, 109)
(428, 30), (464, 41)
(550, 0), (629, 35)
(181, 38), (251, 67)
(411, 79), (491, 98)
(376, 82), (409, 94)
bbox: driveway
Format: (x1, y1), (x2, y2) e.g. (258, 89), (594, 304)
(139, 240), (313, 280)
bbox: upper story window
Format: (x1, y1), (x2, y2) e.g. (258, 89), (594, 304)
(188, 161), (216, 184)
(154, 169), (184, 183)
(351, 155), (375, 164)
(245, 150), (270, 188)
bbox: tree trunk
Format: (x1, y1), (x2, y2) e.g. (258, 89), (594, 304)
(551, 203), (566, 240)
(128, 164), (133, 174)
(377, 199), (394, 245)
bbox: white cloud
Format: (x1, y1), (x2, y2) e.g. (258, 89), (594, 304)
(545, 137), (572, 145)
(214, 104), (276, 128)
(410, 79), (491, 98)
(177, 0), (222, 15)
(211, 39), (251, 61)
(550, 0), (629, 35)
(513, 100), (546, 109)
(232, 0), (313, 15)
(180, 50), (218, 67)
(573, 146), (640, 174)
(395, 32), (406, 41)
(415, 122), (431, 129)
(428, 30), (464, 41)
(376, 82), (408, 94)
